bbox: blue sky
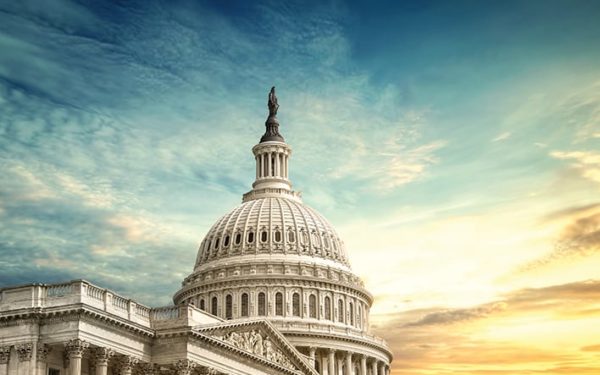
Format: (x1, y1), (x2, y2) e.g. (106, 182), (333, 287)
(2, 1), (600, 373)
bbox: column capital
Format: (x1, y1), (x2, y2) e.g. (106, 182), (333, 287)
(36, 344), (51, 362)
(0, 346), (11, 364)
(138, 363), (157, 375)
(65, 339), (88, 358)
(16, 343), (33, 362)
(92, 347), (113, 366)
(117, 356), (139, 372)
(173, 359), (196, 375)
(328, 348), (336, 355)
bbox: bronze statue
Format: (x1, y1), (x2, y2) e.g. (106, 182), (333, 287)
(268, 86), (279, 117)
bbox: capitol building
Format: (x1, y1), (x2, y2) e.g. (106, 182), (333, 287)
(0, 89), (392, 375)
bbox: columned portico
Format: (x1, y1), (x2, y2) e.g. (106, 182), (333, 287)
(36, 344), (49, 375)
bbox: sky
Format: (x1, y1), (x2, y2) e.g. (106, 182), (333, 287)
(1, 0), (600, 374)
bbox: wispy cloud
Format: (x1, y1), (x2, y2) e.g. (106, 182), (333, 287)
(492, 131), (511, 142)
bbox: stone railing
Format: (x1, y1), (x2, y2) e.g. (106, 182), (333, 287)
(0, 280), (221, 329)
(272, 320), (389, 348)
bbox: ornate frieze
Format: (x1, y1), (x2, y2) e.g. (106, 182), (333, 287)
(0, 346), (11, 364)
(216, 330), (295, 370)
(65, 339), (88, 358)
(16, 343), (33, 362)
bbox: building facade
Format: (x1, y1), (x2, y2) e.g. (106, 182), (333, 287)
(0, 88), (392, 375)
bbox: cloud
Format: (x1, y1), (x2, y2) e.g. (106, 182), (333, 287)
(551, 150), (600, 185)
(373, 280), (600, 374)
(403, 302), (507, 327)
(492, 131), (511, 142)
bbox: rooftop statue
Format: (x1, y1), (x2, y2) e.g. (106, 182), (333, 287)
(268, 86), (279, 117)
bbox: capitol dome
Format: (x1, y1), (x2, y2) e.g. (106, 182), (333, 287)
(174, 87), (392, 374)
(193, 197), (351, 270)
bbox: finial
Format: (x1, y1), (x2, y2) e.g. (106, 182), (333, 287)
(260, 86), (284, 143)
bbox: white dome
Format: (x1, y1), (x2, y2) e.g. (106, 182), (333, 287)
(194, 197), (350, 270)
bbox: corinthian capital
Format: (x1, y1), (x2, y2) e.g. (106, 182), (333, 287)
(16, 343), (33, 362)
(0, 346), (11, 364)
(65, 339), (88, 358)
(173, 359), (196, 375)
(37, 344), (51, 362)
(117, 356), (139, 372)
(92, 347), (113, 366)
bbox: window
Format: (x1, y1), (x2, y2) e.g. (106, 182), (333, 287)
(241, 293), (249, 317)
(271, 155), (275, 176)
(225, 294), (233, 320)
(214, 238), (219, 249)
(49, 369), (60, 375)
(247, 231), (255, 243)
(301, 230), (308, 245)
(338, 299), (344, 322)
(349, 302), (354, 326)
(275, 292), (283, 316)
(274, 230), (282, 242)
(199, 299), (205, 311)
(311, 232), (321, 246)
(224, 235), (230, 247)
(260, 230), (268, 242)
(211, 296), (218, 316)
(235, 233), (242, 245)
(258, 292), (266, 316)
(288, 231), (295, 242)
(324, 235), (330, 248)
(358, 305), (362, 328)
(292, 293), (300, 317)
(309, 294), (317, 318)
(324, 296), (331, 320)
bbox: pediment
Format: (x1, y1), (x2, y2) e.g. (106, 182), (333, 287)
(195, 319), (317, 375)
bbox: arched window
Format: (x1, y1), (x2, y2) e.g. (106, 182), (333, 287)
(324, 296), (331, 320)
(349, 302), (354, 326)
(241, 293), (249, 317)
(288, 231), (295, 242)
(258, 292), (266, 316)
(235, 233), (242, 245)
(224, 235), (230, 247)
(199, 299), (205, 311)
(292, 293), (300, 317)
(225, 294), (233, 320)
(214, 238), (220, 249)
(247, 231), (254, 244)
(260, 230), (268, 242)
(338, 299), (344, 323)
(275, 292), (283, 316)
(211, 296), (218, 316)
(323, 234), (330, 248)
(309, 294), (317, 318)
(311, 232), (321, 246)
(274, 230), (282, 242)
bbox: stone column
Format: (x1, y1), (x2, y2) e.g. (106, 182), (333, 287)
(65, 339), (88, 375)
(377, 362), (385, 375)
(360, 355), (367, 375)
(93, 348), (113, 375)
(118, 356), (138, 375)
(267, 152), (272, 177)
(344, 352), (352, 375)
(370, 360), (377, 375)
(16, 343), (34, 375)
(36, 345), (49, 375)
(0, 346), (11, 375)
(327, 349), (335, 375)
(308, 347), (317, 368)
